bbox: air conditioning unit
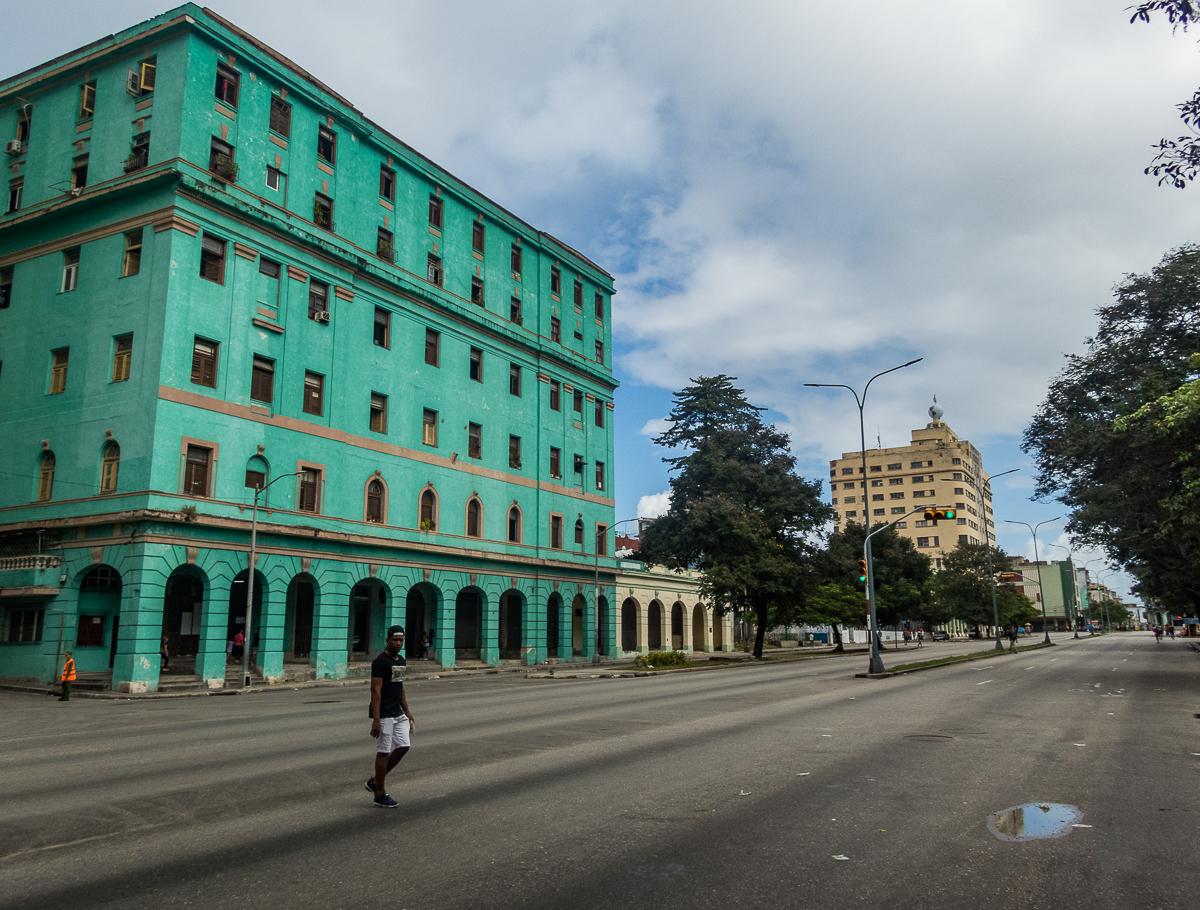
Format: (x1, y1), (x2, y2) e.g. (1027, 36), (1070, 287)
(4, 140), (23, 156)
(315, 311), (331, 324)
(126, 71), (141, 96)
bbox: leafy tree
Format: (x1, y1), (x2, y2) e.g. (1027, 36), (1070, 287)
(1022, 246), (1200, 613)
(637, 376), (829, 658)
(818, 523), (933, 639)
(932, 543), (1034, 631)
(806, 583), (865, 651)
(1112, 353), (1200, 611)
(1131, 2), (1200, 186)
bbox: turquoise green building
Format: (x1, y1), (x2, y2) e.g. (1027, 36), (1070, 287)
(0, 6), (634, 690)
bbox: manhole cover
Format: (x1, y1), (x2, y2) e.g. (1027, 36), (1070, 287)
(987, 803), (1083, 841)
(904, 734), (953, 741)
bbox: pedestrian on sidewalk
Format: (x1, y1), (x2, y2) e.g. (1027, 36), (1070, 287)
(161, 635), (170, 672)
(366, 626), (414, 809)
(59, 651), (75, 701)
(232, 630), (244, 663)
(1007, 626), (1018, 651)
(916, 628), (924, 648)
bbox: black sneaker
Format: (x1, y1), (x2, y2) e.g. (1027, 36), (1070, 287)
(373, 794), (398, 809)
(365, 778), (376, 794)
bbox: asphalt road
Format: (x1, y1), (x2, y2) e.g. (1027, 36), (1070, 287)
(1, 633), (1197, 910)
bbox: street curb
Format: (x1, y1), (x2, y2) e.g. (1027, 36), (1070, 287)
(0, 641), (1005, 696)
(854, 641), (1057, 678)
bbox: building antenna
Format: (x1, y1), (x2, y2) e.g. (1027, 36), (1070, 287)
(876, 428), (882, 449)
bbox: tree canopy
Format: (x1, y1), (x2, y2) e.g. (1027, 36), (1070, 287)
(1022, 246), (1200, 611)
(819, 523), (933, 629)
(931, 543), (1037, 630)
(637, 376), (829, 658)
(1131, 2), (1200, 186)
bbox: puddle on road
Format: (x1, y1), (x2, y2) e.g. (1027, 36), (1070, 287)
(987, 803), (1083, 842)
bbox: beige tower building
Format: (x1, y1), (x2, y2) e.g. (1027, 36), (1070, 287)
(828, 403), (995, 568)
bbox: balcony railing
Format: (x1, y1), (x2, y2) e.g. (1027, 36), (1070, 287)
(0, 555), (62, 571)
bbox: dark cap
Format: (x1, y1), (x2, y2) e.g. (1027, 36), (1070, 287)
(387, 625), (405, 637)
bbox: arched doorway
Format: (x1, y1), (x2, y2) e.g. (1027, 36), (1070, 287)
(671, 602), (684, 650)
(77, 565), (122, 671)
(455, 588), (484, 660)
(621, 598), (638, 653)
(499, 589), (524, 660)
(284, 575), (316, 660)
(405, 585), (431, 659)
(546, 594), (562, 658)
(648, 600), (663, 650)
(692, 604), (707, 652)
(229, 569), (268, 664)
(163, 568), (205, 660)
(571, 593), (586, 657)
(350, 579), (389, 659)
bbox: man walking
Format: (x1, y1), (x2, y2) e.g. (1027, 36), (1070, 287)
(59, 651), (75, 701)
(366, 626), (414, 808)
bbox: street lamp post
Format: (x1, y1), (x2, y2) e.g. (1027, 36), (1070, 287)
(1004, 517), (1060, 645)
(806, 357), (923, 674)
(1096, 571), (1117, 632)
(593, 518), (638, 665)
(242, 471), (303, 689)
(977, 468), (1018, 651)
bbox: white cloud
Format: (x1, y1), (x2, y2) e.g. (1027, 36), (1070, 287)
(639, 418), (671, 437)
(637, 491), (671, 519)
(9, 1), (1197, 578)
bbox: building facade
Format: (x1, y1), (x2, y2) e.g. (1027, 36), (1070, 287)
(829, 406), (994, 568)
(0, 6), (640, 690)
(613, 563), (731, 655)
(1006, 559), (1076, 632)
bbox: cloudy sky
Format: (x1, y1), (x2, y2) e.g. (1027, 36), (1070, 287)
(8, 0), (1198, 602)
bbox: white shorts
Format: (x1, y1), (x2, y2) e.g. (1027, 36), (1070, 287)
(375, 715), (410, 753)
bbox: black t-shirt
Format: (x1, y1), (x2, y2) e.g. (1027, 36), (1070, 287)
(369, 651), (406, 718)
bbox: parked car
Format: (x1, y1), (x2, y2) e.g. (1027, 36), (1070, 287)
(931, 630), (950, 641)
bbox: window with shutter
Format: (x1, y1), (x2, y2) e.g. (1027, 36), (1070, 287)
(184, 446), (210, 496)
(366, 480), (384, 523)
(250, 356), (274, 403)
(467, 498), (482, 537)
(112, 335), (133, 382)
(190, 338), (218, 388)
(100, 443), (120, 493)
(303, 372), (324, 415)
(269, 96), (291, 137)
(37, 453), (55, 502)
(199, 235), (225, 284)
(49, 349), (69, 394)
(298, 468), (321, 513)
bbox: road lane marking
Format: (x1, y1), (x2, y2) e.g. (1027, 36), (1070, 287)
(977, 680), (993, 686)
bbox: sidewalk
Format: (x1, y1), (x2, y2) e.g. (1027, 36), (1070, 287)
(0, 636), (1031, 699)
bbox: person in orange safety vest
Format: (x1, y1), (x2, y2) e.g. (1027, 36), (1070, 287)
(59, 651), (75, 701)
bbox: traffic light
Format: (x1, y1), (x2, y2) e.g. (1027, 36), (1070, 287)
(923, 508), (956, 524)
(857, 558), (868, 582)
